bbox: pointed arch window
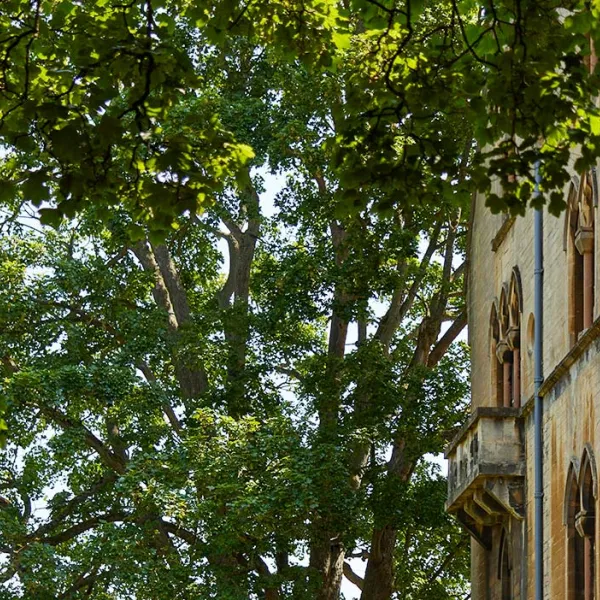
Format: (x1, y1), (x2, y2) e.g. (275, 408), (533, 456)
(499, 528), (513, 600)
(497, 287), (513, 408)
(490, 302), (503, 406)
(490, 270), (522, 407)
(566, 174), (596, 344)
(507, 270), (522, 408)
(566, 448), (597, 600)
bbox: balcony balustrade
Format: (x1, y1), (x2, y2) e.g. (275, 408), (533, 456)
(445, 407), (525, 549)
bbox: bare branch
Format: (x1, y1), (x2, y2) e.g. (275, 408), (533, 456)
(343, 561), (364, 590)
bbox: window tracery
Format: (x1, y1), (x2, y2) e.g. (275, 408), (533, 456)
(566, 174), (596, 344)
(490, 270), (522, 407)
(566, 448), (597, 600)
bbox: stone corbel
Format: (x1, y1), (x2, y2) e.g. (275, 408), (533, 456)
(575, 227), (594, 255)
(575, 509), (595, 538)
(506, 326), (520, 351)
(495, 339), (511, 364)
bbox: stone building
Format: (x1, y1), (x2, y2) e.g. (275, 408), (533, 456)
(445, 168), (600, 599)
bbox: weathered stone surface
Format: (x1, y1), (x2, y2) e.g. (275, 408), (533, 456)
(446, 408), (524, 530)
(450, 166), (600, 600)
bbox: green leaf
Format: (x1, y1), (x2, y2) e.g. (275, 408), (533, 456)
(38, 208), (63, 227)
(23, 172), (50, 206)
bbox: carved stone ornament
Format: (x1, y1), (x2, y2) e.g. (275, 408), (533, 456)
(495, 339), (511, 364)
(575, 509), (595, 538)
(575, 228), (594, 255)
(574, 170), (595, 255)
(507, 325), (520, 350)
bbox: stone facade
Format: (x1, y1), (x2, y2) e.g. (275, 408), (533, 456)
(446, 170), (600, 599)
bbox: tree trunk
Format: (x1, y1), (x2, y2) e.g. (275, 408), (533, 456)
(361, 526), (397, 600)
(310, 539), (345, 600)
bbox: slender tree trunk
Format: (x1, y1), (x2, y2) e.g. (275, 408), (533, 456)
(307, 218), (350, 600)
(359, 211), (464, 599)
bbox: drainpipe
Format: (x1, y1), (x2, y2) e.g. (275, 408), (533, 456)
(534, 162), (544, 600)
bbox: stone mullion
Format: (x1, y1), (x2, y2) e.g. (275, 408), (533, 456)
(512, 348), (520, 408)
(584, 535), (594, 600)
(502, 360), (512, 408)
(583, 251), (594, 331)
(576, 509), (596, 600)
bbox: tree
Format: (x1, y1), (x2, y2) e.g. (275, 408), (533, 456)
(0, 38), (470, 598)
(3, 0), (598, 597)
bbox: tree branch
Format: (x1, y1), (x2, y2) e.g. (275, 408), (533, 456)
(137, 361), (182, 433)
(159, 520), (198, 546)
(151, 243), (192, 326)
(427, 310), (467, 367)
(132, 241), (207, 398)
(343, 561), (364, 590)
(57, 567), (103, 599)
(422, 537), (468, 590)
(33, 473), (118, 541)
(37, 405), (126, 474)
(34, 511), (130, 546)
(376, 219), (442, 349)
(131, 241), (178, 331)
(255, 555), (280, 600)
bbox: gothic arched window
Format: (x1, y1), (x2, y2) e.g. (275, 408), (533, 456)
(566, 175), (595, 345)
(566, 463), (585, 600)
(491, 277), (522, 408)
(508, 269), (522, 408)
(497, 288), (513, 407)
(490, 302), (503, 406)
(566, 449), (597, 600)
(578, 450), (596, 600)
(498, 528), (512, 600)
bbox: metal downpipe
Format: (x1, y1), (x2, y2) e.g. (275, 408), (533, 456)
(534, 163), (544, 600)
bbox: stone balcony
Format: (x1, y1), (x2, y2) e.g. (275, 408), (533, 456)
(445, 407), (525, 549)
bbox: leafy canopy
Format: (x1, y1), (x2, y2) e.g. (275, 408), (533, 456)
(0, 37), (470, 599)
(0, 0), (599, 228)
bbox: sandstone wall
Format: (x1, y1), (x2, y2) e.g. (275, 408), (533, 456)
(467, 172), (600, 599)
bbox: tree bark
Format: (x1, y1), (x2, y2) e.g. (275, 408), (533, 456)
(309, 219), (350, 600)
(220, 184), (260, 416)
(309, 540), (346, 600)
(132, 241), (207, 399)
(361, 526), (396, 600)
